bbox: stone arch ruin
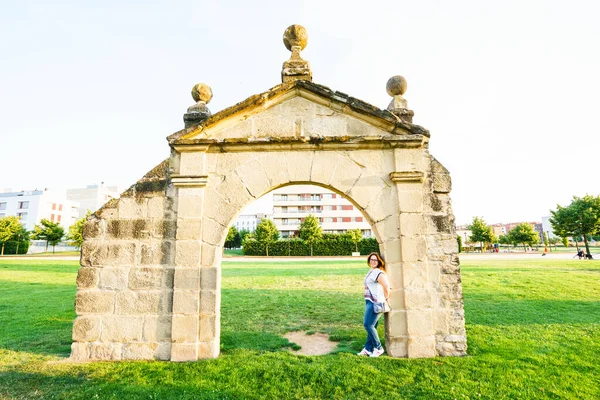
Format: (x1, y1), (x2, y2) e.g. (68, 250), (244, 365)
(71, 25), (467, 362)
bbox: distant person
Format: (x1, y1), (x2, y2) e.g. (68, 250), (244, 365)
(577, 250), (584, 259)
(358, 252), (390, 358)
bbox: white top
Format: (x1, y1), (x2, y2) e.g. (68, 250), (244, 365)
(364, 268), (386, 303)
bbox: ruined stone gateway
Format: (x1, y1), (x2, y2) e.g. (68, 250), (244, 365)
(71, 25), (467, 362)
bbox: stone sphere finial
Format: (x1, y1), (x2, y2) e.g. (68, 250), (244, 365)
(191, 83), (213, 104)
(283, 25), (308, 51)
(386, 75), (407, 97)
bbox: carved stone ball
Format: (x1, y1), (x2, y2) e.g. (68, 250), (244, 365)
(283, 25), (308, 51)
(191, 83), (213, 104)
(386, 75), (408, 97)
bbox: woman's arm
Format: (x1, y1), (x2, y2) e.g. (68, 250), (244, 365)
(377, 272), (390, 300)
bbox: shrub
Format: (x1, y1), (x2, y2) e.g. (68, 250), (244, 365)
(242, 235), (380, 256)
(2, 240), (30, 255)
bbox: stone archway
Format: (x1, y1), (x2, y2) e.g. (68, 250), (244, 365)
(70, 25), (466, 362)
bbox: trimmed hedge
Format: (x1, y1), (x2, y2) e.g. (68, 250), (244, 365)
(1, 240), (30, 255)
(243, 236), (379, 256)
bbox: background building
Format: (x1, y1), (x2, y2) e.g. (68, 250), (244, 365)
(233, 213), (268, 232)
(0, 189), (79, 231)
(271, 185), (372, 238)
(66, 183), (121, 218)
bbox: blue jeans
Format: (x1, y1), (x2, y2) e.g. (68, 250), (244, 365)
(363, 300), (382, 352)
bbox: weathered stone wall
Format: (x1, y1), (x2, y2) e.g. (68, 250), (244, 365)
(71, 160), (176, 361)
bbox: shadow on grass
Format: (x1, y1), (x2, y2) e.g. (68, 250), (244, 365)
(465, 299), (600, 325)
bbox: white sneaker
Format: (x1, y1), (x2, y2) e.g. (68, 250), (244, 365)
(369, 347), (384, 357)
(357, 348), (372, 356)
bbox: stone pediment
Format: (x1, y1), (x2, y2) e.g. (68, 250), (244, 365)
(168, 80), (429, 147)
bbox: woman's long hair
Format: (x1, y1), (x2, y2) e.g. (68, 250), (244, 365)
(366, 252), (386, 273)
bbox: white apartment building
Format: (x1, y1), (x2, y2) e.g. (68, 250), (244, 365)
(0, 189), (79, 231)
(233, 213), (268, 232)
(66, 183), (121, 218)
(271, 185), (372, 238)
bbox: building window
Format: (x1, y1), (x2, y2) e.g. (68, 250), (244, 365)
(57, 215), (62, 222)
(17, 212), (27, 221)
(18, 201), (29, 210)
(355, 217), (363, 222)
(310, 194), (321, 201)
(50, 214), (55, 221)
(342, 217), (351, 223)
(52, 203), (56, 210)
(282, 219), (288, 225)
(0, 202), (6, 210)
(341, 205), (353, 211)
(59, 204), (63, 211)
(282, 206), (287, 213)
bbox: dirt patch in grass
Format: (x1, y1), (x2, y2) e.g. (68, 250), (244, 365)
(284, 331), (338, 356)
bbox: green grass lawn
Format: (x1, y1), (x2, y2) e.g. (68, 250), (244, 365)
(1, 258), (599, 399)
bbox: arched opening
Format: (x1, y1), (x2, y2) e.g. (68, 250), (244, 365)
(218, 183), (387, 356)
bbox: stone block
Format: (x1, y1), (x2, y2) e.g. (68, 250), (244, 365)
(373, 216), (400, 242)
(143, 316), (172, 342)
(387, 288), (405, 310)
(202, 217), (227, 246)
(199, 290), (217, 315)
(393, 148), (426, 172)
(402, 262), (429, 289)
(400, 236), (427, 262)
(235, 159), (271, 199)
(259, 152), (290, 188)
(152, 220), (177, 240)
(286, 151), (315, 183)
(396, 188), (424, 213)
(99, 268), (129, 290)
(214, 152), (256, 176)
(407, 335), (436, 358)
(173, 290), (200, 314)
(366, 186), (399, 224)
(348, 149), (394, 177)
(70, 342), (89, 361)
(200, 267), (219, 291)
(89, 342), (123, 361)
(172, 315), (199, 343)
(140, 241), (172, 265)
(348, 175), (391, 212)
(174, 268), (200, 290)
(177, 194), (204, 219)
(72, 316), (101, 341)
(129, 267), (165, 289)
(80, 242), (109, 268)
(115, 291), (162, 314)
(387, 309), (407, 337)
(381, 239), (402, 264)
(385, 262), (404, 289)
(197, 340), (220, 359)
(175, 240), (202, 267)
(213, 172), (255, 212)
(170, 343), (198, 362)
(179, 152), (206, 176)
(176, 218), (202, 240)
(156, 342), (171, 360)
(434, 310), (449, 334)
(406, 310), (434, 337)
(201, 243), (221, 267)
(119, 197), (148, 219)
(309, 151), (338, 186)
(404, 290), (434, 310)
(328, 153), (364, 195)
(101, 316), (144, 341)
(82, 218), (105, 240)
(106, 242), (136, 266)
(75, 291), (114, 314)
(202, 189), (237, 228)
(385, 336), (408, 358)
(76, 268), (99, 289)
(122, 343), (158, 360)
(399, 213), (427, 236)
(198, 315), (216, 341)
(147, 196), (167, 218)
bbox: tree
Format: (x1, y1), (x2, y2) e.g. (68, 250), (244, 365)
(543, 232), (550, 252)
(239, 229), (251, 245)
(67, 211), (91, 249)
(224, 226), (239, 249)
(456, 234), (463, 253)
(298, 214), (323, 256)
(254, 218), (279, 256)
(498, 234), (512, 250)
(550, 195), (600, 259)
(508, 223), (540, 252)
(348, 229), (362, 252)
(548, 236), (561, 250)
(0, 216), (22, 255)
(31, 219), (65, 254)
(468, 217), (497, 252)
(561, 236), (569, 247)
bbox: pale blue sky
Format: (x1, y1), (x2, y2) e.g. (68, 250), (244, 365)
(1, 0), (598, 225)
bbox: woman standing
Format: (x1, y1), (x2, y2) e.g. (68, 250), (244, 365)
(357, 252), (390, 357)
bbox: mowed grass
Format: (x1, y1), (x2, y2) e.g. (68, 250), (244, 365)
(0, 258), (599, 399)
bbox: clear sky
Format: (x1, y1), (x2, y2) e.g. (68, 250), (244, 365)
(1, 0), (598, 225)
